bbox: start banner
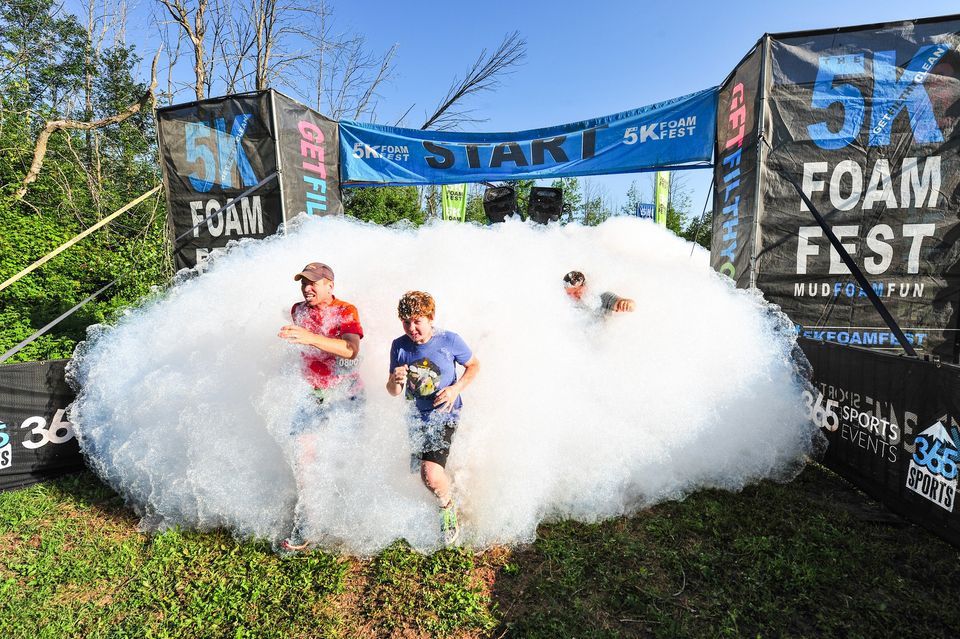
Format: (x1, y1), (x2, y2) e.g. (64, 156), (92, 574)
(339, 87), (718, 186)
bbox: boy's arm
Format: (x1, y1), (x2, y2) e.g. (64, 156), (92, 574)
(387, 365), (407, 396)
(386, 341), (406, 396)
(433, 356), (480, 411)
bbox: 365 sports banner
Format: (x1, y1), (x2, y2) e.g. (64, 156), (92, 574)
(800, 338), (960, 547)
(339, 88), (718, 186)
(713, 15), (960, 358)
(0, 360), (83, 492)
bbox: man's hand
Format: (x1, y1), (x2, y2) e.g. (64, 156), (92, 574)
(614, 298), (636, 313)
(278, 324), (314, 344)
(392, 365), (409, 386)
(433, 384), (461, 412)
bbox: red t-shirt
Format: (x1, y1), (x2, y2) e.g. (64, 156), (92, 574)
(291, 297), (364, 391)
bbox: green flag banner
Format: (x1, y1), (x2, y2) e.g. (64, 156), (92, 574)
(441, 184), (468, 222)
(654, 171), (670, 227)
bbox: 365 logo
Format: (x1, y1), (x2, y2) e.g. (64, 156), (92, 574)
(905, 416), (958, 512)
(801, 389), (840, 431)
(20, 409), (75, 450)
(0, 420), (11, 469)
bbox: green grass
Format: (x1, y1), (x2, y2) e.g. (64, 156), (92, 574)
(1, 465), (957, 638)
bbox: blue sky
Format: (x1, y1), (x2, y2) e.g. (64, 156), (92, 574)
(74, 0), (960, 216)
(329, 1), (960, 214)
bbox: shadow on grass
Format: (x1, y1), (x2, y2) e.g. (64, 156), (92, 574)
(488, 464), (960, 638)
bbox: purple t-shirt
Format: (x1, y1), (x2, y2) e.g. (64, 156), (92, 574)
(389, 330), (473, 417)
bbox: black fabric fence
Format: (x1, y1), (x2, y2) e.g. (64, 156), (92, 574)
(0, 360), (84, 492)
(799, 337), (960, 545)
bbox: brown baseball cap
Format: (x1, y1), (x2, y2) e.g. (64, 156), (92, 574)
(294, 262), (335, 282)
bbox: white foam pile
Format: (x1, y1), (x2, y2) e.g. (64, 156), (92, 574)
(67, 214), (822, 555)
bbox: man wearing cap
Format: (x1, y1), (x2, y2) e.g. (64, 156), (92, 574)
(277, 262), (364, 552)
(280, 262), (364, 397)
(563, 270), (636, 314)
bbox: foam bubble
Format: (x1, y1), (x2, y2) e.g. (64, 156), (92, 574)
(68, 215), (822, 554)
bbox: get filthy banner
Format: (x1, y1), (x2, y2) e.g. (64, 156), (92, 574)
(711, 42), (763, 287)
(758, 17), (960, 358)
(273, 91), (343, 219)
(338, 88), (718, 186)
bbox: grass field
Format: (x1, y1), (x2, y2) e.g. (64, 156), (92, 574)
(1, 464), (958, 638)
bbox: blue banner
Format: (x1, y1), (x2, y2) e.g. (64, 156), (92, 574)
(339, 87), (718, 186)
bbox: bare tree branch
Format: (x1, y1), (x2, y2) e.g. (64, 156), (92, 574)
(318, 33), (396, 121)
(421, 31), (526, 131)
(15, 49), (162, 200)
(156, 0), (208, 100)
(148, 0), (396, 117)
(393, 103), (415, 127)
(220, 3), (255, 93)
(351, 43), (396, 119)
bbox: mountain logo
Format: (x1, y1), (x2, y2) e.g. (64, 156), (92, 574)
(905, 415), (959, 512)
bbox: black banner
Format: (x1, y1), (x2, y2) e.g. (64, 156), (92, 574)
(273, 91), (343, 217)
(157, 92), (284, 270)
(712, 40), (764, 287)
(799, 338), (960, 546)
(0, 360), (83, 492)
(759, 17), (960, 358)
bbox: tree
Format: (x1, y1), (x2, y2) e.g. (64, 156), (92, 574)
(1, 1), (168, 362)
(155, 0), (213, 101)
(619, 180), (645, 217)
(550, 176), (583, 224)
(0, 0), (86, 112)
(155, 0), (399, 119)
(343, 186), (423, 227)
(14, 48), (159, 200)
(463, 186), (488, 224)
(580, 179), (611, 226)
(682, 209), (712, 249)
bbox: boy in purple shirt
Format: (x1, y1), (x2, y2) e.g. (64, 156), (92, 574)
(386, 291), (480, 545)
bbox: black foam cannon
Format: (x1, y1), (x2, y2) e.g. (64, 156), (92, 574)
(527, 187), (563, 224)
(482, 186), (518, 224)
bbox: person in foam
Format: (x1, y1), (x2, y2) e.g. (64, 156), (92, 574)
(277, 261), (364, 552)
(562, 270), (636, 314)
(386, 291), (480, 546)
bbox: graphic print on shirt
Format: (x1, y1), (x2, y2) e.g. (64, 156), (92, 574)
(406, 358), (441, 399)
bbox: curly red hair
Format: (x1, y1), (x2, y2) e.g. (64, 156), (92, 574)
(398, 291), (435, 320)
